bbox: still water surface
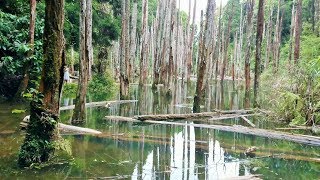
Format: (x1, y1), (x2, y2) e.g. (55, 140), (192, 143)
(0, 81), (319, 179)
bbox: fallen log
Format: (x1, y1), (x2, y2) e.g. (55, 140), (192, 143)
(59, 100), (138, 111)
(105, 116), (320, 146)
(21, 116), (101, 135)
(240, 116), (256, 127)
(58, 123), (102, 135)
(134, 110), (256, 121)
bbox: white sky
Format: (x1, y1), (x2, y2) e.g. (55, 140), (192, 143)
(179, 0), (229, 23)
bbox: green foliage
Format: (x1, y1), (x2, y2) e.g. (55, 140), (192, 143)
(0, 9), (44, 90)
(63, 83), (78, 98)
(88, 73), (116, 101)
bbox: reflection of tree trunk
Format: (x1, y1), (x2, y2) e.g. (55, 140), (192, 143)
(14, 0), (37, 100)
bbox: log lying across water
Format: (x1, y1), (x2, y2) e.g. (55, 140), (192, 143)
(105, 115), (320, 146)
(21, 115), (101, 135)
(134, 109), (255, 121)
(59, 100), (138, 111)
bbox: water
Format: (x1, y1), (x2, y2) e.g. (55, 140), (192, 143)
(0, 80), (320, 179)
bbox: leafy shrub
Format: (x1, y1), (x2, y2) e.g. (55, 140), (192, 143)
(88, 73), (116, 101)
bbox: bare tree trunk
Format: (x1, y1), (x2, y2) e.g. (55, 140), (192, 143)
(265, 5), (274, 69)
(288, 0), (296, 64)
(221, 2), (234, 82)
(119, 0), (130, 99)
(73, 0), (92, 121)
(232, 32), (238, 82)
(18, 0), (65, 167)
(86, 0), (93, 80)
(215, 0), (223, 81)
(193, 0), (215, 113)
(186, 0), (196, 83)
(14, 0), (37, 100)
(244, 0), (255, 109)
(140, 0), (149, 86)
(130, 0), (138, 83)
(294, 0), (302, 64)
(253, 0), (264, 108)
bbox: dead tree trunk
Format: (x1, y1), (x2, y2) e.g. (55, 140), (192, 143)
(193, 0), (215, 113)
(288, 0), (296, 63)
(119, 0), (130, 99)
(129, 0), (138, 83)
(215, 1), (223, 81)
(294, 0), (302, 64)
(244, 0), (255, 109)
(73, 0), (93, 121)
(221, 3), (234, 82)
(139, 0), (149, 86)
(186, 0), (196, 83)
(18, 0), (65, 167)
(253, 0), (264, 108)
(14, 0), (37, 100)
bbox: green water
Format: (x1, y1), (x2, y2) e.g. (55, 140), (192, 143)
(0, 81), (320, 179)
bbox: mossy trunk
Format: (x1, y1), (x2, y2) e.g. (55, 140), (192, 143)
(18, 0), (65, 167)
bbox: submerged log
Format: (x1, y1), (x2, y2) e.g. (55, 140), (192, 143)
(59, 100), (138, 111)
(105, 116), (320, 146)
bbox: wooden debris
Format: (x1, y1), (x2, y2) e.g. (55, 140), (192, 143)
(105, 116), (320, 146)
(134, 110), (256, 121)
(221, 175), (262, 180)
(21, 115), (101, 135)
(59, 100), (138, 111)
(58, 123), (102, 135)
(240, 115), (256, 127)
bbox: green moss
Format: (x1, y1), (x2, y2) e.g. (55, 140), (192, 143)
(18, 97), (58, 167)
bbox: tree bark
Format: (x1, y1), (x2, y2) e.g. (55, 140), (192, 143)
(253, 0), (264, 108)
(73, 0), (92, 121)
(18, 0), (65, 167)
(130, 0), (138, 83)
(288, 0), (296, 64)
(139, 0), (149, 86)
(294, 0), (302, 64)
(221, 2), (234, 82)
(119, 0), (130, 99)
(244, 0), (255, 109)
(193, 0), (215, 113)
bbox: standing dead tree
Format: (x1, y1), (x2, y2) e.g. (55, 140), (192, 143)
(244, 0), (255, 108)
(139, 0), (149, 86)
(73, 0), (93, 122)
(193, 0), (215, 113)
(119, 0), (130, 99)
(294, 0), (302, 64)
(253, 0), (265, 108)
